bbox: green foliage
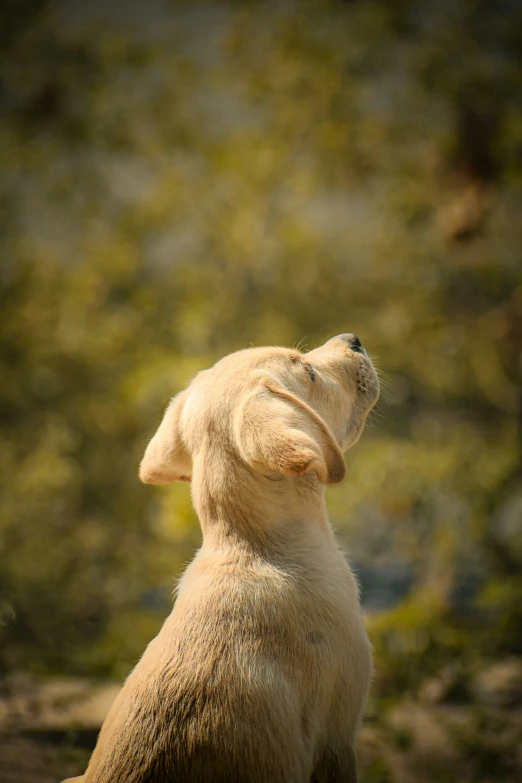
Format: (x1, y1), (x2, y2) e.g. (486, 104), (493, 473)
(369, 590), (472, 697)
(359, 756), (393, 783)
(449, 708), (521, 782)
(0, 0), (521, 686)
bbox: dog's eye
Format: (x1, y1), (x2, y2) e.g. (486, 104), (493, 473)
(307, 364), (316, 382)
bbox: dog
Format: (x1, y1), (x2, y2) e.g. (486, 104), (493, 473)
(64, 334), (379, 783)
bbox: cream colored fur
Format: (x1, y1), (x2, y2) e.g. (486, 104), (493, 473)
(64, 336), (379, 783)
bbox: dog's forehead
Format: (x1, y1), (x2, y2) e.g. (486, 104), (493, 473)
(208, 346), (299, 376)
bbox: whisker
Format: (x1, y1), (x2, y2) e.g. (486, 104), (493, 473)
(366, 407), (385, 428)
(374, 368), (390, 387)
(368, 405), (385, 420)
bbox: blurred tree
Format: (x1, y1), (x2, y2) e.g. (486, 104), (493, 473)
(0, 0), (521, 687)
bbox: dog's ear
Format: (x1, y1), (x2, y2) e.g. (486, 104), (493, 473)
(235, 378), (345, 485)
(139, 390), (192, 484)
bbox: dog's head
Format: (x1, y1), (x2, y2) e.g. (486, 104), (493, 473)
(140, 335), (379, 488)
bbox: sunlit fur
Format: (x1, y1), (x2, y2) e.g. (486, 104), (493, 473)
(64, 336), (379, 783)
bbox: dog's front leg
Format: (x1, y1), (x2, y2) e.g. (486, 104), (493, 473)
(340, 749), (358, 783)
(312, 747), (358, 783)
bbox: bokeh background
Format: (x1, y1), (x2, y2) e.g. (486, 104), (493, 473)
(1, 1), (521, 781)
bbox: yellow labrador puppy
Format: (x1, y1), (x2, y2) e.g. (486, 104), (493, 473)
(65, 334), (379, 783)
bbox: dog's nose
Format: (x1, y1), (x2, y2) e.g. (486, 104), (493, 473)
(339, 333), (363, 353)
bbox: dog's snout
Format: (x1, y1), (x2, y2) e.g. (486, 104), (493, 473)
(337, 333), (363, 353)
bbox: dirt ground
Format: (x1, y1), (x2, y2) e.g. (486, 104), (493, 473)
(0, 676), (521, 783)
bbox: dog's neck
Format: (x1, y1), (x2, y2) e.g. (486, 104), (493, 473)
(190, 451), (333, 553)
